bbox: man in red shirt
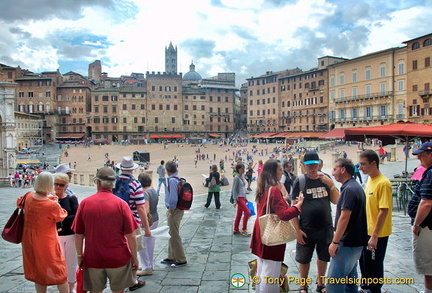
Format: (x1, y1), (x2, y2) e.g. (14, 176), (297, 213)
(72, 167), (144, 292)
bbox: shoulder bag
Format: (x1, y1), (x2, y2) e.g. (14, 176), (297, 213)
(259, 187), (297, 246)
(2, 192), (30, 244)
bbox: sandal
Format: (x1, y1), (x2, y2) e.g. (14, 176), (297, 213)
(316, 284), (326, 293)
(299, 285), (308, 293)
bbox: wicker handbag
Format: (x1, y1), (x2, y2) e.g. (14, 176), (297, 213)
(259, 187), (297, 246)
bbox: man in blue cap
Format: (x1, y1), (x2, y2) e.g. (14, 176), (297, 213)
(411, 142), (432, 293)
(291, 151), (339, 293)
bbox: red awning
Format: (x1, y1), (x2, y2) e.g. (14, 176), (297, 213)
(208, 133), (221, 138)
(55, 133), (85, 139)
(320, 128), (346, 139)
(149, 135), (160, 139)
(172, 134), (183, 138)
(255, 132), (278, 138)
(277, 132), (323, 138)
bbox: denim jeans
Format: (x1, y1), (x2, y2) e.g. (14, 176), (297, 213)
(327, 243), (363, 293)
(157, 177), (167, 194)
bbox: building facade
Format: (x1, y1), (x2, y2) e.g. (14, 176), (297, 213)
(403, 33), (432, 121)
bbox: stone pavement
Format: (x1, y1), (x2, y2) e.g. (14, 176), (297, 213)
(0, 157), (425, 292)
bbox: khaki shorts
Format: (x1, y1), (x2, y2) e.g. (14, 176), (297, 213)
(83, 261), (135, 292)
(135, 228), (143, 251)
(413, 226), (432, 275)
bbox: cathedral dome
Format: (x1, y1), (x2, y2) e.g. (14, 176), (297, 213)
(183, 61), (202, 81)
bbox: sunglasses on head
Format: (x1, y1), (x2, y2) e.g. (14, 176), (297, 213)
(54, 183), (66, 187)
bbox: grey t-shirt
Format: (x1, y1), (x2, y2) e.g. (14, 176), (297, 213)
(144, 188), (159, 223)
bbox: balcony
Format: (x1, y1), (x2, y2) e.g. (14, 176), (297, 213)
(334, 91), (393, 103)
(334, 115), (389, 123)
(419, 89), (432, 97)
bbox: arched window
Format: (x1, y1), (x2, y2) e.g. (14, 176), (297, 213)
(412, 42), (420, 50)
(424, 39), (432, 47)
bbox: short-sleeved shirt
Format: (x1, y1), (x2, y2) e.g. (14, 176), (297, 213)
(157, 165), (166, 178)
(335, 178), (368, 247)
(117, 173), (145, 225)
(292, 175), (332, 230)
(364, 173), (392, 237)
(72, 190), (138, 268)
(417, 168), (432, 228)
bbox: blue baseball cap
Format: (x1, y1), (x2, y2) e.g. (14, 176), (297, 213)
(413, 142), (432, 155)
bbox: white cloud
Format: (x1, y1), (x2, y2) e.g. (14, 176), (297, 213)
(0, 0), (431, 85)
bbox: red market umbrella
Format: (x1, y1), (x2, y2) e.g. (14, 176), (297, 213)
(345, 122), (432, 174)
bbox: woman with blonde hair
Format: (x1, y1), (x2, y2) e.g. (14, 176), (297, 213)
(19, 171), (68, 293)
(250, 159), (304, 293)
(54, 173), (79, 293)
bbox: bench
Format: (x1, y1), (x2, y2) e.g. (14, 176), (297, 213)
(0, 177), (10, 187)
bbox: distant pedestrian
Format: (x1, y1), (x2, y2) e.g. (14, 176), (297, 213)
(204, 165), (221, 209)
(232, 163), (251, 236)
(156, 160), (167, 194)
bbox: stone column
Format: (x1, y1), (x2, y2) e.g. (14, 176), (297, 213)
(391, 147), (397, 162)
(0, 82), (17, 177)
(331, 153), (339, 164)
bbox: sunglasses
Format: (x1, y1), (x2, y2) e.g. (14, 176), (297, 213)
(54, 183), (66, 187)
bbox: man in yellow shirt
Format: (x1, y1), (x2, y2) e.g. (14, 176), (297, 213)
(357, 149), (392, 293)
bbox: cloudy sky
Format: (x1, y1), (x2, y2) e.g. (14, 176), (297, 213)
(1, 0), (431, 86)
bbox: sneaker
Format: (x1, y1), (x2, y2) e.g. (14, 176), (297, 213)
(170, 261), (187, 267)
(358, 289), (371, 293)
(161, 258), (175, 264)
(129, 279), (145, 291)
(136, 269), (153, 276)
(247, 187), (252, 191)
(241, 230), (251, 236)
(233, 230), (241, 235)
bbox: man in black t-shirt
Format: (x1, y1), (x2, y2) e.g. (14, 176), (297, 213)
(292, 152), (339, 293)
(328, 158), (368, 293)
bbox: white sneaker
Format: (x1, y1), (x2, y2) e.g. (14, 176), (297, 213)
(136, 269), (153, 276)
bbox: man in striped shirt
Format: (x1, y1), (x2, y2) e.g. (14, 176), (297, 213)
(115, 156), (151, 287)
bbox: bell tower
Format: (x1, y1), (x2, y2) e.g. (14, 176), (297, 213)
(165, 42), (177, 74)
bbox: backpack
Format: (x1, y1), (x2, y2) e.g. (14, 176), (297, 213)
(407, 166), (432, 223)
(112, 178), (133, 203)
(209, 176), (217, 188)
(171, 176), (193, 210)
(298, 174), (306, 194)
(283, 170), (294, 193)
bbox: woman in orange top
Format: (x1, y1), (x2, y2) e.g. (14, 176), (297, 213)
(19, 171), (68, 293)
